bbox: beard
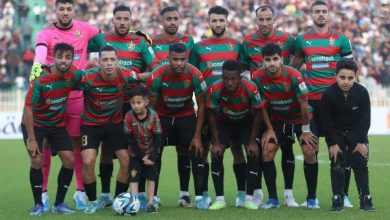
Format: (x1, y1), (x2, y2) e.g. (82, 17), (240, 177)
(115, 26), (130, 37)
(58, 19), (72, 28)
(211, 27), (226, 37)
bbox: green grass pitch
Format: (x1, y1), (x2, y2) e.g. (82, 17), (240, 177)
(0, 136), (389, 219)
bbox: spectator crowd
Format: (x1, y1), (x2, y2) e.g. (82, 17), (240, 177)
(1, 0), (389, 89)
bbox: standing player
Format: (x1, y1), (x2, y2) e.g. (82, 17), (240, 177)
(153, 6), (194, 65)
(150, 6), (194, 208)
(252, 43), (318, 209)
(206, 60), (268, 210)
(23, 43), (77, 215)
(240, 5), (298, 207)
(124, 86), (163, 213)
(29, 0), (100, 211)
(189, 6), (246, 209)
(146, 42), (209, 209)
(87, 5), (159, 208)
(321, 59), (375, 212)
(292, 0), (353, 208)
(76, 46), (139, 213)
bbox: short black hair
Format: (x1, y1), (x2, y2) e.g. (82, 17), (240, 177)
(311, 0), (328, 12)
(262, 43), (282, 57)
(169, 42), (187, 54)
(255, 5), (274, 17)
(208, 6), (229, 17)
(160, 6), (178, 16)
(113, 5), (131, 16)
(129, 86), (148, 99)
(55, 0), (74, 6)
(222, 60), (241, 74)
(99, 45), (117, 57)
(54, 43), (74, 57)
(336, 59), (358, 75)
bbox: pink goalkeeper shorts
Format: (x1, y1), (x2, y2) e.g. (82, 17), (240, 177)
(65, 91), (83, 137)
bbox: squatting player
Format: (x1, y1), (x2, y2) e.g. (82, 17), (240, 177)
(146, 42), (209, 209)
(252, 43), (318, 209)
(189, 6), (246, 209)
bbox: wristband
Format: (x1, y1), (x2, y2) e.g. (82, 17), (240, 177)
(302, 124), (311, 133)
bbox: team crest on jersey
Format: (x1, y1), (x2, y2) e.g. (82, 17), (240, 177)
(223, 106), (228, 114)
(240, 94), (248, 103)
(277, 40), (283, 49)
(163, 96), (169, 102)
(282, 82), (290, 92)
(207, 61), (212, 69)
(75, 30), (81, 38)
(131, 169), (138, 178)
(45, 98), (52, 105)
(183, 79), (191, 88)
(127, 41), (135, 51)
(228, 42), (234, 51)
(329, 37), (335, 46)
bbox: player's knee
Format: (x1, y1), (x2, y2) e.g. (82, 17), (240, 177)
(60, 151), (74, 169)
(351, 153), (367, 170)
(302, 148), (316, 163)
(30, 156), (42, 169)
(262, 147), (277, 162)
(82, 155), (96, 168)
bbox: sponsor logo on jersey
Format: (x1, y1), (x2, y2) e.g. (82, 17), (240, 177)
(309, 55), (335, 63)
(211, 61), (224, 68)
(306, 40), (312, 46)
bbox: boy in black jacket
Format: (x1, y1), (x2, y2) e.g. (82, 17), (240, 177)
(321, 59), (375, 212)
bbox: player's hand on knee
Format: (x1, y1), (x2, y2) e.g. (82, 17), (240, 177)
(29, 63), (43, 82)
(261, 129), (277, 149)
(190, 137), (203, 158)
(299, 132), (318, 149)
(353, 143), (368, 158)
(27, 138), (41, 157)
(247, 141), (259, 158)
(210, 143), (223, 157)
(329, 144), (342, 163)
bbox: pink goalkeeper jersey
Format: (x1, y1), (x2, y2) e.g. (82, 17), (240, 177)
(35, 20), (99, 98)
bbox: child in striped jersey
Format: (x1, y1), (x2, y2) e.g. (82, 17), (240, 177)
(124, 86), (163, 213)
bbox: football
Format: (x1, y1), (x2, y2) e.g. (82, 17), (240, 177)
(112, 193), (140, 216)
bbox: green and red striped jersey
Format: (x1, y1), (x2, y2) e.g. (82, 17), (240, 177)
(25, 66), (79, 127)
(295, 28), (353, 100)
(124, 108), (162, 158)
(240, 30), (295, 73)
(75, 67), (139, 126)
(147, 63), (207, 117)
(189, 36), (241, 86)
(88, 32), (159, 73)
(206, 78), (265, 121)
(252, 65), (309, 124)
(152, 33), (194, 65)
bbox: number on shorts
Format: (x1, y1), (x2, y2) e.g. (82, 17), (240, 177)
(82, 135), (88, 147)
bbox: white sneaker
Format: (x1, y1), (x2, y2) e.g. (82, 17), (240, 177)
(235, 191), (246, 207)
(343, 196), (353, 208)
(284, 195), (299, 207)
(253, 190), (263, 207)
